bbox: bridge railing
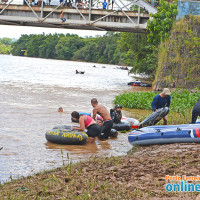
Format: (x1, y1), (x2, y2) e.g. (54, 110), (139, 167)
(0, 0), (156, 11)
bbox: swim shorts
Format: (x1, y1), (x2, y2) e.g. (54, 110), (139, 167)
(87, 123), (100, 138)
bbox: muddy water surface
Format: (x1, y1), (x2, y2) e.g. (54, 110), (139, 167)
(0, 55), (151, 183)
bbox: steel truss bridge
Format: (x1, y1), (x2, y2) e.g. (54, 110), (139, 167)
(0, 0), (157, 33)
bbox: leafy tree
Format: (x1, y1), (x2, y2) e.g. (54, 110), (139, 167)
(1, 38), (12, 45)
(73, 42), (98, 62)
(38, 34), (60, 59)
(147, 0), (178, 46)
(73, 33), (120, 64)
(55, 35), (85, 60)
(11, 34), (31, 56)
(117, 32), (156, 75)
(27, 34), (46, 57)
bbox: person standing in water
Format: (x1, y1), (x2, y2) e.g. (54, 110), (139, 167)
(91, 98), (113, 140)
(71, 111), (100, 143)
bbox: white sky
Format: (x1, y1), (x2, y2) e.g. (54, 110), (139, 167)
(0, 25), (107, 39)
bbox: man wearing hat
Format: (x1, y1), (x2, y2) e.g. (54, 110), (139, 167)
(151, 88), (171, 125)
(110, 104), (123, 124)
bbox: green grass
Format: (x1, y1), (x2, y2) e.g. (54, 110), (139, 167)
(113, 90), (200, 114)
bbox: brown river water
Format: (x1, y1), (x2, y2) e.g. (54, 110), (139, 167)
(0, 55), (152, 184)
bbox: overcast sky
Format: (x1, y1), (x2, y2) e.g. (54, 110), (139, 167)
(0, 25), (107, 39)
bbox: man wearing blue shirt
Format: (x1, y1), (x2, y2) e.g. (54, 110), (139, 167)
(102, 0), (107, 9)
(151, 88), (171, 125)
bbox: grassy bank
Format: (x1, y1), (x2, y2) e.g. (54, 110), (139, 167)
(1, 144), (200, 199)
(113, 90), (200, 112)
(114, 90), (200, 124)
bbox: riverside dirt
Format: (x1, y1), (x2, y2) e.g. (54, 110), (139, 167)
(1, 143), (200, 199)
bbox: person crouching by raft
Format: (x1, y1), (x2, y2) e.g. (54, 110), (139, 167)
(91, 98), (113, 140)
(151, 88), (171, 125)
(71, 111), (100, 143)
(110, 104), (122, 124)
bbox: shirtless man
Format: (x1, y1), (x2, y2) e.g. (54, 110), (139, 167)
(91, 98), (113, 140)
(60, 11), (66, 23)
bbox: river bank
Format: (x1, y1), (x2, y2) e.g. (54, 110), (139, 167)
(1, 143), (200, 199)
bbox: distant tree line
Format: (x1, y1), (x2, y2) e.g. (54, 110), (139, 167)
(11, 32), (122, 64)
(11, 32), (155, 75)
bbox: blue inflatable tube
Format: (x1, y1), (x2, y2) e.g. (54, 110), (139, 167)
(128, 124), (200, 146)
(79, 112), (91, 116)
(71, 112), (91, 123)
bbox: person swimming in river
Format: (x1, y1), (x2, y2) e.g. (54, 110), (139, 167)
(76, 70), (85, 74)
(58, 107), (63, 112)
(71, 111), (100, 143)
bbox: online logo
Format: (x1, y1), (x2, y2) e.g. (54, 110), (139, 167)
(165, 175), (200, 192)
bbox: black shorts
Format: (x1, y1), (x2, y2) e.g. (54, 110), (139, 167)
(99, 120), (113, 139)
(87, 124), (100, 138)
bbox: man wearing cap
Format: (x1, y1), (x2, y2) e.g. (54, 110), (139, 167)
(151, 88), (171, 125)
(110, 104), (122, 124)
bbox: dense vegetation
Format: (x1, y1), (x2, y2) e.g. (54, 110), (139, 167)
(114, 90), (200, 113)
(0, 38), (12, 54)
(11, 33), (123, 64)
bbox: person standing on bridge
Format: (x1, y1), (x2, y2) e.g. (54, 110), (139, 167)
(102, 0), (107, 9)
(111, 0), (114, 9)
(65, 0), (71, 7)
(60, 11), (66, 23)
